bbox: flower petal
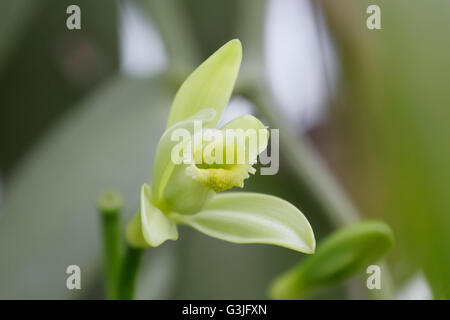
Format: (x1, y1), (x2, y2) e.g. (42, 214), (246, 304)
(220, 114), (269, 161)
(171, 192), (315, 253)
(151, 109), (216, 214)
(166, 39), (242, 128)
(139, 183), (178, 247)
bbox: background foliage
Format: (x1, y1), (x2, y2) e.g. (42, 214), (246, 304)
(0, 0), (449, 299)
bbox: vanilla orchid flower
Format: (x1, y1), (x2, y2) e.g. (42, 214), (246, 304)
(126, 39), (315, 254)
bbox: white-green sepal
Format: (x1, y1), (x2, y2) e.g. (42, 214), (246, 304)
(139, 183), (178, 247)
(171, 192), (315, 254)
(166, 39), (242, 128)
(151, 109), (216, 214)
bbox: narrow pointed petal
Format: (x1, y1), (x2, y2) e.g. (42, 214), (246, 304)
(139, 184), (178, 247)
(166, 39), (242, 128)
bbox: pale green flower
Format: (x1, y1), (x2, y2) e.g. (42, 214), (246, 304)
(126, 39), (315, 254)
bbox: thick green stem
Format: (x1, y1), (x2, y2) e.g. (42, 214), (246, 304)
(98, 192), (123, 300)
(117, 245), (144, 300)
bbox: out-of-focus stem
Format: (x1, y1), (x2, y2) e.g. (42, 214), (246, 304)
(144, 0), (199, 78)
(98, 191), (123, 300)
(117, 245), (144, 300)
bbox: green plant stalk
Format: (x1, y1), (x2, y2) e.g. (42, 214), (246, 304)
(98, 192), (123, 300)
(101, 213), (121, 299)
(117, 245), (144, 300)
(144, 0), (199, 79)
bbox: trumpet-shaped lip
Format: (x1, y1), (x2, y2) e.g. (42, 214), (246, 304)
(186, 162), (256, 193)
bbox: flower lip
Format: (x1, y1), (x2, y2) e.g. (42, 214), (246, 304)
(182, 122), (265, 193)
(186, 162), (256, 193)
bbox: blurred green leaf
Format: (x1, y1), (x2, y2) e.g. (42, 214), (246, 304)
(144, 0), (199, 76)
(0, 0), (119, 174)
(269, 221), (393, 299)
(321, 0), (450, 298)
(171, 192), (315, 254)
(0, 0), (41, 69)
(0, 75), (174, 298)
(181, 0), (239, 58)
